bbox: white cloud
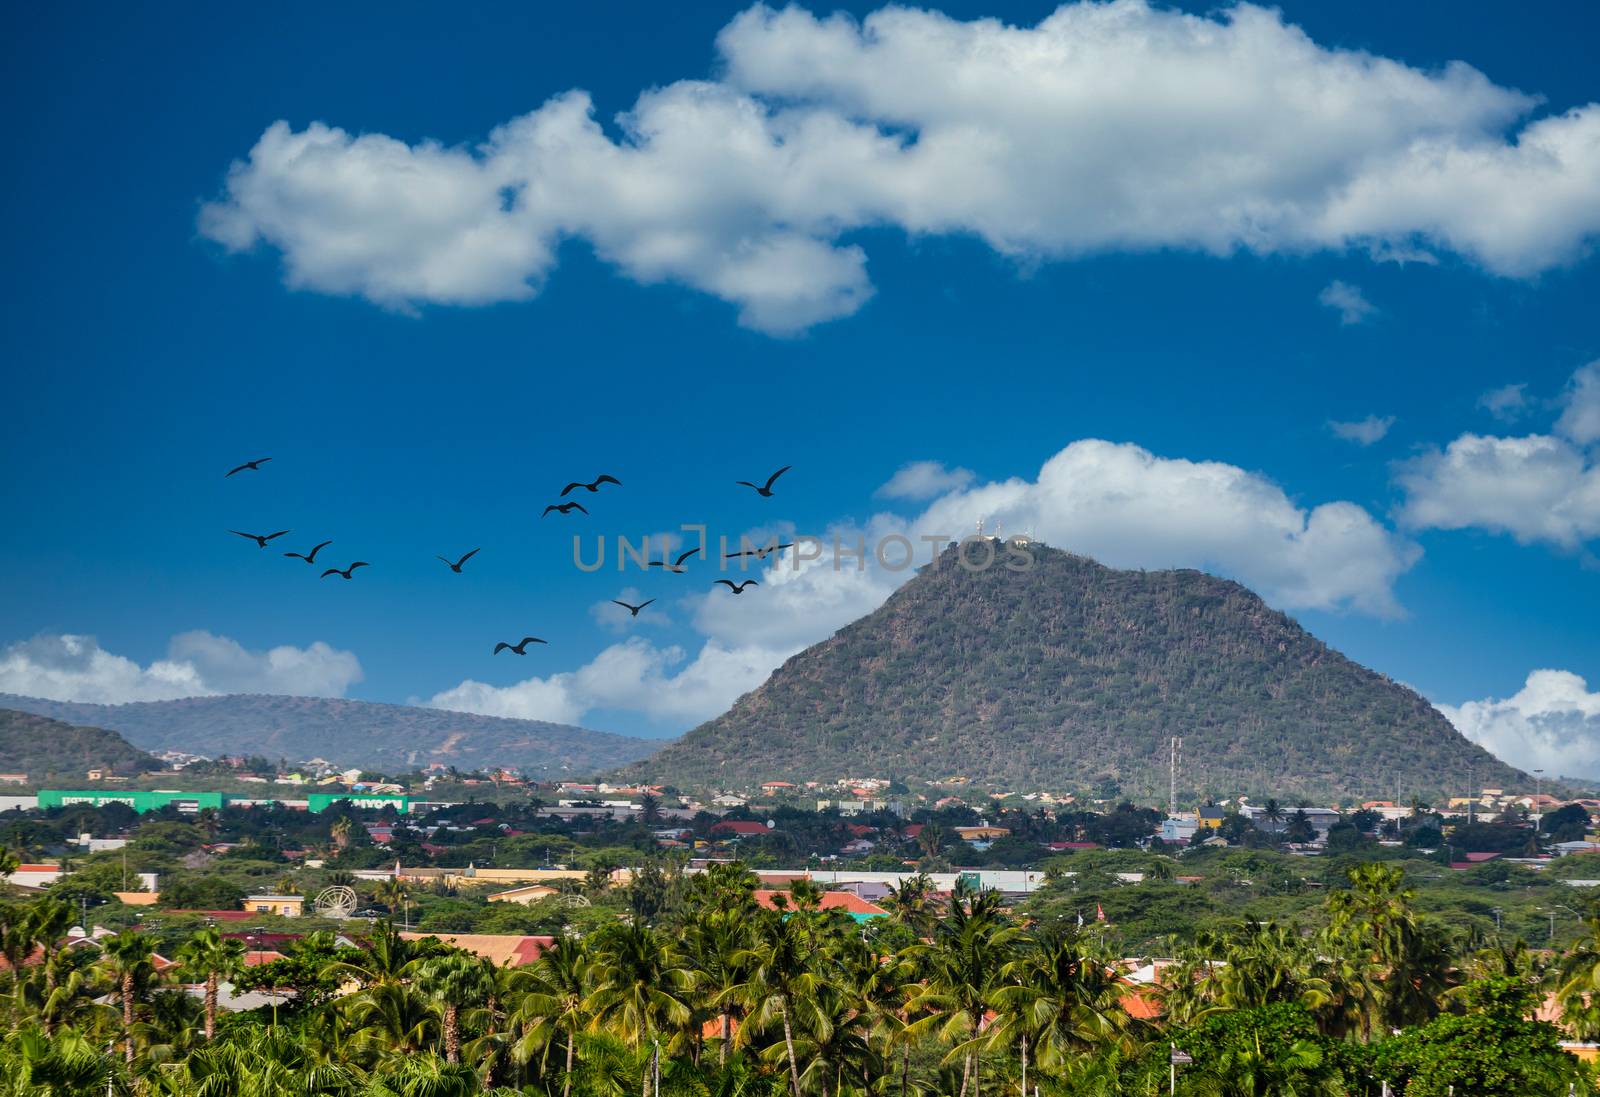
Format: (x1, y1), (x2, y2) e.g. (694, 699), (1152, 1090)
(1328, 414), (1395, 445)
(201, 2), (1600, 334)
(589, 586), (669, 634)
(426, 637), (786, 726)
(1397, 363), (1600, 549)
(911, 440), (1417, 616)
(1395, 432), (1600, 548)
(1439, 669), (1600, 779)
(1318, 281), (1378, 325)
(876, 460), (976, 500)
(1478, 382), (1530, 420)
(1557, 361), (1600, 446)
(0, 632), (362, 704)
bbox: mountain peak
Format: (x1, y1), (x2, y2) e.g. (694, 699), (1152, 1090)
(628, 542), (1521, 800)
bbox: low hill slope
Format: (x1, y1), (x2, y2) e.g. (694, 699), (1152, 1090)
(626, 543), (1523, 801)
(0, 693), (659, 777)
(0, 708), (160, 781)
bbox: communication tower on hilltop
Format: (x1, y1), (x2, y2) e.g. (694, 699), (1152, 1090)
(1169, 736), (1183, 816)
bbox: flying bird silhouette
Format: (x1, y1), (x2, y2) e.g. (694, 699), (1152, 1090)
(320, 562), (370, 580)
(493, 636), (547, 655)
(647, 547), (701, 573)
(437, 548), (481, 573)
(230, 529), (291, 548)
(283, 540), (333, 564)
(542, 502), (589, 517)
(560, 474), (622, 497)
(714, 579), (759, 594)
(736, 465), (791, 497)
(225, 457), (272, 477)
(611, 598), (656, 617)
(724, 542), (794, 560)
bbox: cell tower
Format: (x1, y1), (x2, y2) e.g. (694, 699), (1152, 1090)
(1169, 736), (1183, 816)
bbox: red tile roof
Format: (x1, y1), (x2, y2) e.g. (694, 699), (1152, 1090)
(752, 889), (889, 917)
(400, 932), (554, 967)
(710, 820), (769, 836)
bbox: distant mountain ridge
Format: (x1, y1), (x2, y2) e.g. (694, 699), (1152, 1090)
(0, 693), (659, 777)
(626, 542), (1525, 800)
(0, 708), (160, 781)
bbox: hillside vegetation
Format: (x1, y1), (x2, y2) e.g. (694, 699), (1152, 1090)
(0, 693), (657, 776)
(629, 543), (1524, 800)
(0, 708), (159, 780)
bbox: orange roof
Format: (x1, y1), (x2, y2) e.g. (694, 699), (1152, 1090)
(752, 889), (889, 917)
(244, 950), (286, 967)
(400, 932), (554, 967)
(1119, 984), (1162, 1020)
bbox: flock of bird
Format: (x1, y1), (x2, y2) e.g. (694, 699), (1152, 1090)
(225, 458), (792, 656)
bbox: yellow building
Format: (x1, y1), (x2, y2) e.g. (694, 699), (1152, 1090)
(242, 894), (304, 917)
(1197, 806), (1226, 829)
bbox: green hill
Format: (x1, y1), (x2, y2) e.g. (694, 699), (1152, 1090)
(627, 542), (1525, 801)
(0, 708), (160, 782)
(0, 694), (658, 777)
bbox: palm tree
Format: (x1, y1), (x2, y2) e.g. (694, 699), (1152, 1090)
(883, 872), (939, 938)
(907, 890), (1017, 1097)
(589, 923), (694, 1097)
(330, 816), (352, 850)
(986, 928), (1132, 1090)
(326, 920), (421, 989)
(414, 951), (496, 1063)
(514, 937), (593, 1097)
(347, 980), (440, 1061)
(177, 924), (247, 1039)
(101, 930), (158, 1063)
(732, 908), (819, 1097)
(681, 909), (750, 1065)
(376, 878), (413, 927)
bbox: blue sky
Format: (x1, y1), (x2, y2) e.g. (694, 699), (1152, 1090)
(3, 1), (1600, 776)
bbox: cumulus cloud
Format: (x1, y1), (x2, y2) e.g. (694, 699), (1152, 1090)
(1395, 433), (1600, 548)
(1328, 415), (1395, 446)
(876, 460), (976, 500)
(1397, 363), (1600, 549)
(1557, 361), (1600, 446)
(432, 438), (1418, 728)
(200, 2), (1600, 334)
(1439, 669), (1600, 779)
(427, 637), (786, 725)
(589, 586), (669, 634)
(0, 632), (362, 704)
(1318, 281), (1378, 325)
(1478, 382), (1530, 420)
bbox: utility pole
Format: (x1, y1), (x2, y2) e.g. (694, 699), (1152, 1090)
(1534, 768), (1544, 829)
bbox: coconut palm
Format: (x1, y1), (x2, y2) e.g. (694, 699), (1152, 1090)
(101, 930), (159, 1063)
(588, 924), (694, 1097)
(413, 951), (495, 1063)
(682, 909), (753, 1066)
(985, 928), (1133, 1090)
(513, 937), (592, 1095)
(882, 873), (939, 939)
(177, 925), (248, 1040)
(731, 907), (823, 1097)
(906, 890), (1018, 1097)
